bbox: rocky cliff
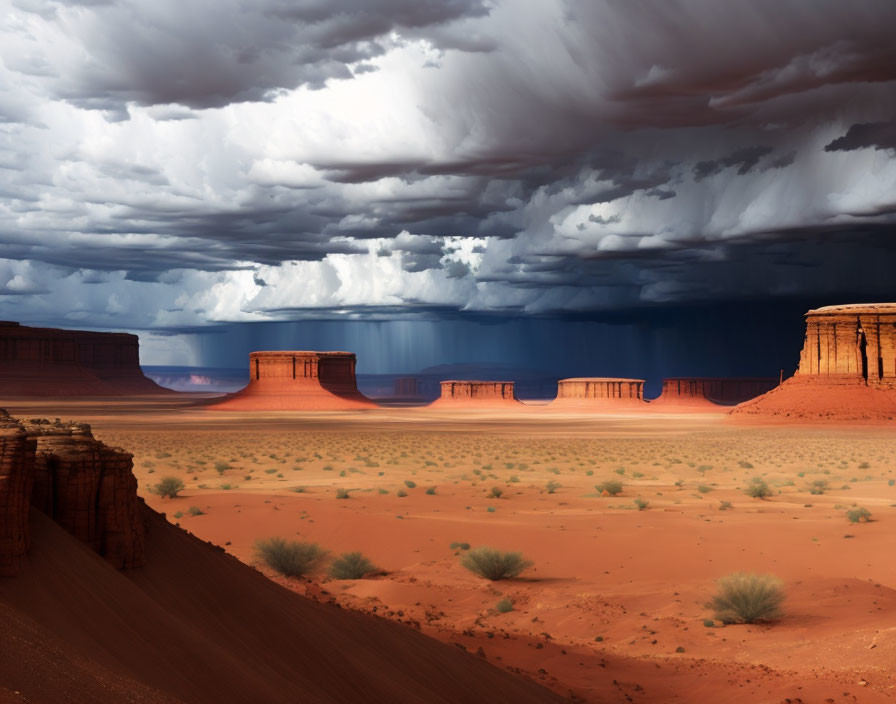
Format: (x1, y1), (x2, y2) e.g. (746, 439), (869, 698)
(651, 378), (778, 408)
(0, 410), (143, 576)
(208, 351), (377, 411)
(0, 321), (169, 396)
(428, 380), (520, 407)
(733, 304), (896, 421)
(548, 377), (646, 410)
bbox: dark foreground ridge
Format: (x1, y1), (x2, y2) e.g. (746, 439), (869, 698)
(0, 409), (565, 704)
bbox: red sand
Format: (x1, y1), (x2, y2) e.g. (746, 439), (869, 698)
(0, 507), (562, 704)
(732, 376), (896, 422)
(208, 382), (377, 411)
(6, 397), (896, 702)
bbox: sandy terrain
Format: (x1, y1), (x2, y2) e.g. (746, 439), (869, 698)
(5, 396), (896, 703)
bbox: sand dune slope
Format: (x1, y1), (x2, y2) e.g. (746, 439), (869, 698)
(0, 508), (565, 704)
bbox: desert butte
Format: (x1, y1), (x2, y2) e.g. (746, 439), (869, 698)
(3, 395), (895, 703)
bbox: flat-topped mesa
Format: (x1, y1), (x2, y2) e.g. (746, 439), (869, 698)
(429, 380), (520, 407)
(548, 378), (646, 410)
(652, 378), (778, 408)
(0, 410), (144, 576)
(0, 321), (168, 396)
(547, 377), (646, 411)
(796, 304), (896, 387)
(733, 304), (896, 421)
(207, 351), (377, 411)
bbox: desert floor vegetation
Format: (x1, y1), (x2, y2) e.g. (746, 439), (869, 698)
(460, 547), (533, 581)
(79, 407), (896, 704)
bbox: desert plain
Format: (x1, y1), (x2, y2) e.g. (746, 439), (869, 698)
(4, 395), (894, 704)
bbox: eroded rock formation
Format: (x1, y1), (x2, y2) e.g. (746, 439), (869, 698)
(548, 378), (645, 410)
(733, 304), (896, 421)
(652, 378), (778, 408)
(0, 321), (168, 396)
(0, 410), (143, 575)
(207, 351), (377, 411)
(429, 380), (520, 407)
(0, 413), (33, 576)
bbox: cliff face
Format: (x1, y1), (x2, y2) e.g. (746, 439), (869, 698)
(733, 304), (896, 421)
(208, 351), (377, 411)
(0, 415), (34, 576)
(0, 410), (144, 575)
(796, 304), (896, 387)
(429, 380), (520, 407)
(548, 378), (645, 410)
(652, 378), (778, 407)
(0, 321), (168, 396)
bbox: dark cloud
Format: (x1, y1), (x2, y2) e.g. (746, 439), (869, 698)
(14, 0), (491, 110)
(1, 0), (896, 340)
(693, 147), (774, 181)
(825, 121), (896, 153)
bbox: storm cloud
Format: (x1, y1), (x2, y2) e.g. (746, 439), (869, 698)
(1, 0), (896, 360)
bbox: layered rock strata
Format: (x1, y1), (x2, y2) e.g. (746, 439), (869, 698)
(429, 380), (520, 407)
(0, 321), (168, 396)
(733, 304), (896, 421)
(652, 378), (778, 408)
(207, 351), (377, 411)
(548, 378), (645, 410)
(0, 410), (143, 575)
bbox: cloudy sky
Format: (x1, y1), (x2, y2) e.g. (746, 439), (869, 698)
(1, 0), (895, 372)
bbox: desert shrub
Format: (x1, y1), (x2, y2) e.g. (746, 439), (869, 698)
(153, 476), (184, 498)
(889, 479), (895, 486)
(495, 598), (514, 613)
(460, 547), (532, 581)
(707, 573), (784, 624)
(697, 484), (712, 494)
(404, 480), (417, 488)
(173, 510), (183, 519)
(846, 507), (872, 523)
(450, 541), (471, 550)
(396, 488), (407, 497)
(254, 538), (327, 578)
(336, 488), (350, 499)
(215, 462), (229, 475)
(425, 486), (436, 495)
(743, 477), (771, 499)
(595, 479), (623, 496)
(633, 497), (649, 511)
(187, 505), (205, 516)
(488, 486), (503, 498)
(718, 501), (733, 510)
(328, 552), (377, 580)
(545, 481), (561, 494)
(808, 479), (828, 495)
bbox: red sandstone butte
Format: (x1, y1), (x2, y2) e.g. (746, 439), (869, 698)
(0, 321), (168, 396)
(547, 377), (646, 410)
(733, 303), (896, 421)
(650, 378), (778, 410)
(428, 380), (521, 408)
(0, 410), (144, 576)
(207, 351), (377, 411)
